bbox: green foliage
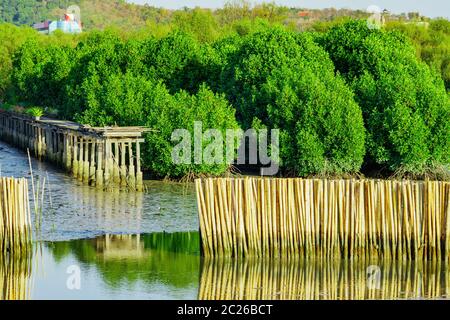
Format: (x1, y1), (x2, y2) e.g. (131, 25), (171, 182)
(77, 71), (239, 178)
(386, 19), (450, 92)
(2, 12), (449, 178)
(11, 40), (74, 109)
(64, 32), (131, 118)
(221, 28), (366, 175)
(172, 8), (220, 43)
(0, 102), (12, 110)
(25, 106), (44, 117)
(319, 20), (450, 173)
(0, 23), (40, 98)
(143, 31), (203, 94)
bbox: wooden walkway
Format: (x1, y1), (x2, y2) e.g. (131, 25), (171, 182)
(0, 110), (150, 191)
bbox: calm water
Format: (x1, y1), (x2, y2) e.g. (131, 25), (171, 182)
(1, 140), (450, 300)
(0, 141), (198, 241)
(2, 232), (450, 300)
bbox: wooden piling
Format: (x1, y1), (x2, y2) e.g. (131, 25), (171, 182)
(104, 140), (112, 187)
(136, 142), (143, 192)
(96, 139), (104, 189)
(128, 142), (135, 190)
(72, 135), (79, 178)
(120, 142), (127, 186)
(113, 142), (120, 184)
(78, 136), (84, 181)
(89, 140), (96, 185)
(0, 110), (150, 191)
(83, 139), (90, 183)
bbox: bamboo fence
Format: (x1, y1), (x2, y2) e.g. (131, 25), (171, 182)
(0, 177), (33, 253)
(195, 178), (450, 261)
(199, 257), (450, 300)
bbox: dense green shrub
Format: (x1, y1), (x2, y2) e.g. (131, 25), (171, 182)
(220, 28), (366, 175)
(143, 31), (213, 94)
(12, 40), (74, 109)
(77, 72), (239, 178)
(4, 18), (449, 178)
(386, 19), (450, 92)
(0, 24), (40, 99)
(62, 32), (142, 119)
(318, 20), (450, 173)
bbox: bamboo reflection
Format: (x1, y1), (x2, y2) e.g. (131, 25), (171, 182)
(199, 258), (450, 300)
(0, 252), (33, 300)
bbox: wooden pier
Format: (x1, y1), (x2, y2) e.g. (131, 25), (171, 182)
(0, 110), (149, 191)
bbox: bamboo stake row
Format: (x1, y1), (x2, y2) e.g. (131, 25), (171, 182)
(195, 178), (450, 261)
(199, 257), (450, 300)
(0, 177), (33, 253)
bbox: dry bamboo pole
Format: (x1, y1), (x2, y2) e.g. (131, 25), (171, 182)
(0, 177), (32, 253)
(296, 179), (305, 257)
(270, 178), (278, 258)
(446, 182), (450, 264)
(195, 179), (211, 257)
(196, 178), (449, 261)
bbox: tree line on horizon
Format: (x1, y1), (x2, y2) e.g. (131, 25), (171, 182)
(2, 0), (449, 90)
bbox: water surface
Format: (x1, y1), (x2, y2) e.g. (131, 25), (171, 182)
(2, 232), (450, 300)
(1, 140), (450, 300)
(0, 140), (198, 241)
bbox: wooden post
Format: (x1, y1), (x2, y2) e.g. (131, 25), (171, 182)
(128, 141), (136, 190)
(96, 139), (104, 189)
(54, 132), (59, 164)
(65, 133), (72, 171)
(72, 135), (79, 177)
(83, 139), (90, 183)
(136, 141), (143, 192)
(120, 141), (127, 186)
(51, 130), (56, 162)
(32, 124), (38, 155)
(38, 127), (42, 158)
(78, 136), (84, 181)
(104, 140), (111, 187)
(113, 141), (120, 184)
(89, 140), (96, 185)
(57, 132), (63, 165)
(45, 129), (52, 160)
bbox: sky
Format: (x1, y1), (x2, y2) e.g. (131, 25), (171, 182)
(129, 0), (450, 18)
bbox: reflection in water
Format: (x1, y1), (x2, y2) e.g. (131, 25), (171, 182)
(0, 252), (33, 300)
(199, 258), (450, 300)
(0, 140), (198, 241)
(2, 126), (447, 300)
(46, 232), (200, 290)
(1, 232), (450, 299)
